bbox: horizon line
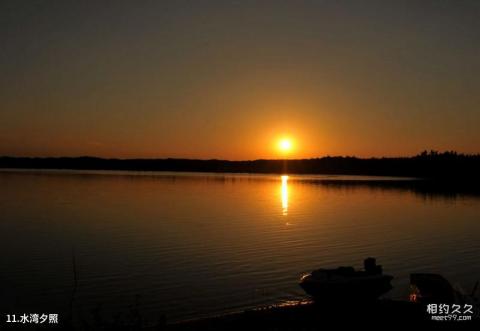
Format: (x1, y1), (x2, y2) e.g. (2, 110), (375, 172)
(1, 150), (479, 162)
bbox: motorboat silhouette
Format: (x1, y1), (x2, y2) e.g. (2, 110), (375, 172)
(300, 257), (393, 301)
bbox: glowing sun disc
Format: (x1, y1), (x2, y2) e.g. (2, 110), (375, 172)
(278, 138), (292, 152)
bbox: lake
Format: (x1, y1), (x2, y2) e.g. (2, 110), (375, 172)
(1, 170), (479, 323)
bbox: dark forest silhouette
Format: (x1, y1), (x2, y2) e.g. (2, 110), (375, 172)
(1, 150), (480, 180)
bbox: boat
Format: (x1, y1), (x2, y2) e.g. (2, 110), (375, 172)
(299, 257), (393, 301)
(410, 273), (479, 305)
(409, 273), (480, 321)
(409, 273), (459, 304)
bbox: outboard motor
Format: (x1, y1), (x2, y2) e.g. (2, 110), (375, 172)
(364, 257), (383, 275)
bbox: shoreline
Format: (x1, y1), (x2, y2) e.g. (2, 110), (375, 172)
(162, 299), (476, 330)
(2, 153), (480, 180)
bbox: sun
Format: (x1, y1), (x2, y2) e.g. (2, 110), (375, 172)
(278, 138), (293, 153)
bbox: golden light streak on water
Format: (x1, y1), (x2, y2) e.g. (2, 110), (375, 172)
(281, 175), (289, 216)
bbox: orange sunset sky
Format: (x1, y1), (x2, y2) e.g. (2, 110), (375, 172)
(1, 1), (479, 160)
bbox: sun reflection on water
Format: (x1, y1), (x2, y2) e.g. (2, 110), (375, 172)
(281, 175), (289, 216)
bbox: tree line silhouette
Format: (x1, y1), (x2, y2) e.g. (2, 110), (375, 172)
(1, 151), (479, 180)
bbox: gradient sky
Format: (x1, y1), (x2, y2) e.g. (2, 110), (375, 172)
(1, 0), (479, 159)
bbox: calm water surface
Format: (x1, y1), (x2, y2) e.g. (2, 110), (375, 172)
(1, 170), (479, 322)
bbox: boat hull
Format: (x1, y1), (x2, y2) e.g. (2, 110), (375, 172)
(300, 274), (393, 302)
